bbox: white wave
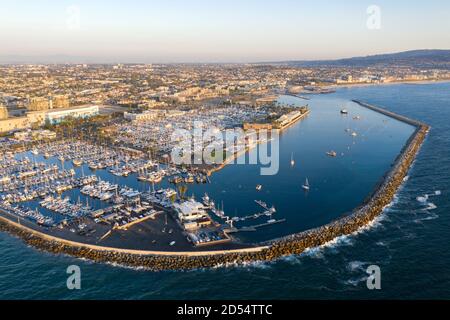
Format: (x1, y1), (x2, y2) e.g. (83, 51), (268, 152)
(416, 195), (429, 203)
(425, 203), (438, 211)
(280, 255), (302, 265)
(376, 241), (388, 247)
(302, 246), (326, 259)
(105, 261), (149, 272)
(435, 190), (442, 196)
(403, 176), (410, 182)
(342, 276), (367, 287)
(347, 261), (368, 272)
(414, 213), (439, 223)
(299, 212), (388, 261)
(211, 259), (273, 271)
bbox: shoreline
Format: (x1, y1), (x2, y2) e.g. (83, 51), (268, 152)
(328, 79), (450, 89)
(0, 101), (429, 271)
(207, 109), (310, 176)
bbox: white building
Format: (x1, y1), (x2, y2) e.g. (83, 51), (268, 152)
(124, 110), (160, 122)
(173, 199), (209, 223)
(45, 105), (99, 124)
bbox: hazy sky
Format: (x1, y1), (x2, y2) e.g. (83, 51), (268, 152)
(0, 0), (449, 63)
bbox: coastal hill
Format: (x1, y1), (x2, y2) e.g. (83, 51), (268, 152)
(280, 50), (450, 68)
(1, 50), (449, 67)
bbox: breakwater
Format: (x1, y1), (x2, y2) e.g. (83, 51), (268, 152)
(0, 101), (429, 271)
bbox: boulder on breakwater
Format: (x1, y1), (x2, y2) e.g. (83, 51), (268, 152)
(0, 104), (430, 271)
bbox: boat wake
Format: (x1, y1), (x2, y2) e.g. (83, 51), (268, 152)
(347, 260), (369, 272)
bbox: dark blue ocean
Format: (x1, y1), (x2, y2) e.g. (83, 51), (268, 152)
(0, 82), (449, 299)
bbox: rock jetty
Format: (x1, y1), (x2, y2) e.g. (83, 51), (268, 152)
(0, 102), (430, 271)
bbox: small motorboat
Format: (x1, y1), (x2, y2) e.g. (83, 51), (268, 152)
(326, 151), (337, 157)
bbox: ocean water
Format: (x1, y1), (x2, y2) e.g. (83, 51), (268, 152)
(1, 82), (449, 299)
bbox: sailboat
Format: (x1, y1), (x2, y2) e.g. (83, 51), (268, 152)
(302, 178), (310, 191)
(290, 153), (295, 167)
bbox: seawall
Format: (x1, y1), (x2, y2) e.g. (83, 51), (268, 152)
(0, 101), (430, 271)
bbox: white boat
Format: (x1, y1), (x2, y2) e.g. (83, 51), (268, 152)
(31, 149), (39, 156)
(340, 109), (348, 115)
(326, 151), (337, 157)
(202, 193), (211, 206)
(302, 178), (310, 191)
(100, 192), (114, 201)
(290, 153), (295, 167)
(256, 184), (262, 191)
(73, 159), (83, 167)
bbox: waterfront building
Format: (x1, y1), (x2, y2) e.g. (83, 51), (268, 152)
(173, 199), (212, 231)
(243, 123), (273, 131)
(273, 107), (309, 129)
(45, 105), (99, 124)
(124, 110), (160, 122)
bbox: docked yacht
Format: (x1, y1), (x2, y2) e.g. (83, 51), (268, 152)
(72, 159), (83, 167)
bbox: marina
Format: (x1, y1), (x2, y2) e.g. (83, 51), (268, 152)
(0, 103), (428, 269)
(0, 94), (419, 253)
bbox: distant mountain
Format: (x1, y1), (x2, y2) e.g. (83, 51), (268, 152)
(283, 50), (450, 68)
(1, 50), (450, 67)
(0, 55), (131, 64)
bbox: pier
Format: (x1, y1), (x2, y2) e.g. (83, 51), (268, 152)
(284, 93), (311, 100)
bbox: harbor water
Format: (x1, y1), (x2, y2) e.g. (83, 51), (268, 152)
(0, 82), (449, 299)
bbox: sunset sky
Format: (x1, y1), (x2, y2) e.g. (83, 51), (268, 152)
(0, 0), (449, 63)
